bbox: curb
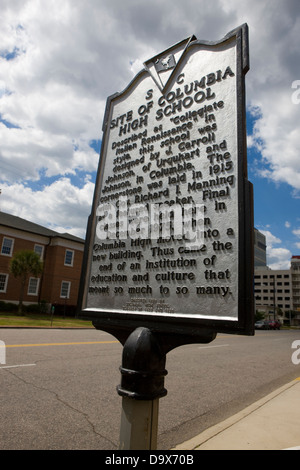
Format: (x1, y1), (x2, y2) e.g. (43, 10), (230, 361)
(173, 379), (300, 451)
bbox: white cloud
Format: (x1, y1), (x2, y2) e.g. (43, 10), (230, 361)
(0, 178), (94, 238)
(293, 228), (300, 251)
(268, 247), (292, 270)
(293, 228), (300, 237)
(0, 0), (300, 236)
(261, 230), (281, 247)
(242, 1), (300, 190)
(261, 230), (292, 270)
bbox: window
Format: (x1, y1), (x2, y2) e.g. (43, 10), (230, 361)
(34, 244), (44, 259)
(258, 241), (266, 249)
(60, 281), (70, 298)
(1, 237), (14, 256)
(28, 278), (39, 295)
(0, 274), (8, 293)
(64, 250), (74, 266)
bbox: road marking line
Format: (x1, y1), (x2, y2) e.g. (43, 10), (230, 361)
(198, 344), (229, 350)
(4, 341), (118, 348)
(0, 364), (36, 369)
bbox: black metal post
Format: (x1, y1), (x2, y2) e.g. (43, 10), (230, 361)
(116, 326), (216, 450)
(117, 327), (167, 450)
(118, 327), (168, 401)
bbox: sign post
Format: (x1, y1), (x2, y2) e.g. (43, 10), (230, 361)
(79, 24), (254, 450)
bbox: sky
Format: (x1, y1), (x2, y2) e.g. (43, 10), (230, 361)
(0, 0), (300, 269)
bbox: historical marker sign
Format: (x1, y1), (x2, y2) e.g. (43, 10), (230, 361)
(80, 25), (254, 338)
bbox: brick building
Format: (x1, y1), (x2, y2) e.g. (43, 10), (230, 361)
(0, 212), (85, 312)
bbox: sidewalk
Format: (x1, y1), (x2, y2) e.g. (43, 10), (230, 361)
(174, 378), (300, 451)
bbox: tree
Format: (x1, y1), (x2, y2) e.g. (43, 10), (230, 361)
(255, 310), (265, 322)
(9, 250), (43, 314)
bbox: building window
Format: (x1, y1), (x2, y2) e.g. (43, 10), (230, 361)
(60, 281), (70, 299)
(28, 278), (39, 295)
(34, 244), (44, 259)
(0, 274), (8, 293)
(64, 250), (74, 266)
(1, 237), (14, 256)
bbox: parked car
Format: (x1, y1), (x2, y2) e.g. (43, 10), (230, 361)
(268, 320), (281, 330)
(255, 320), (270, 330)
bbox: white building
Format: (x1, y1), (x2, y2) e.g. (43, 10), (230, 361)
(291, 256), (300, 313)
(254, 267), (292, 318)
(254, 256), (300, 324)
(254, 228), (267, 267)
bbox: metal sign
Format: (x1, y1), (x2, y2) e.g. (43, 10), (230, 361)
(80, 24), (254, 339)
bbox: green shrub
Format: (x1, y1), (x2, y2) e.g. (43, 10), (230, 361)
(24, 301), (48, 314)
(0, 301), (18, 312)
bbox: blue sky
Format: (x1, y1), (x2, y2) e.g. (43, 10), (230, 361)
(246, 109), (300, 266)
(0, 0), (300, 269)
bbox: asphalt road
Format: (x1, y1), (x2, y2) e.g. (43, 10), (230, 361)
(0, 327), (300, 450)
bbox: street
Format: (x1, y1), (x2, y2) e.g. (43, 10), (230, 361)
(0, 327), (299, 450)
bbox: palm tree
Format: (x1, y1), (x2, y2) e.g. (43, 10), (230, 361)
(9, 250), (43, 314)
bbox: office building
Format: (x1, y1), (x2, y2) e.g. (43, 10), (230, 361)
(254, 228), (267, 267)
(254, 257), (300, 324)
(254, 266), (292, 318)
(291, 256), (300, 313)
